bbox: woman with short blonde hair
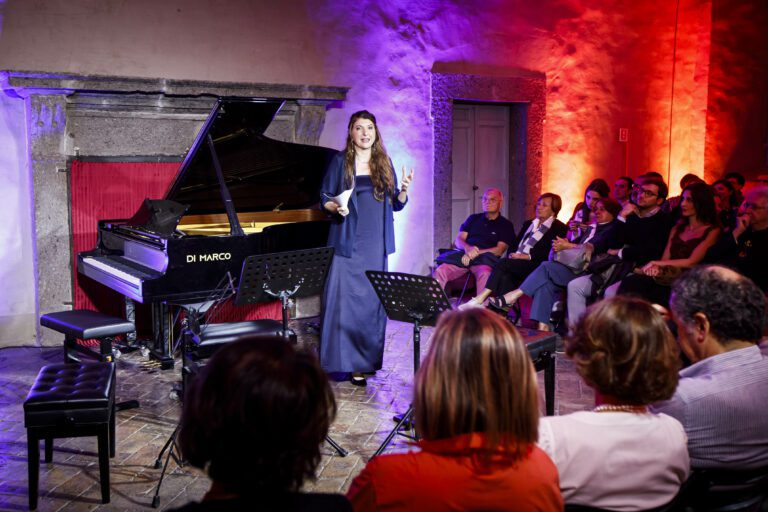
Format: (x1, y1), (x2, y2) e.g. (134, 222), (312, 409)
(347, 309), (563, 511)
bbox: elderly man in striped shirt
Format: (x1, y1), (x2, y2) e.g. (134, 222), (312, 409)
(652, 265), (768, 469)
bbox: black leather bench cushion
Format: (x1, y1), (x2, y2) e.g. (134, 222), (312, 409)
(24, 363), (114, 427)
(198, 320), (283, 346)
(40, 310), (134, 339)
(191, 320), (283, 359)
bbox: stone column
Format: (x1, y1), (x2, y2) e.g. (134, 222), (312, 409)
(28, 94), (72, 345)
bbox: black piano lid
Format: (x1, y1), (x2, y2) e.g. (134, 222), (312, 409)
(164, 98), (337, 216)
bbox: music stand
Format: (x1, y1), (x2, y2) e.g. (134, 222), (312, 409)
(236, 246), (346, 457)
(365, 271), (452, 456)
(235, 247), (334, 341)
(151, 273), (237, 508)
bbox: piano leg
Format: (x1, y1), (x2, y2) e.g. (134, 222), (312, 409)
(124, 297), (137, 345)
(150, 302), (175, 370)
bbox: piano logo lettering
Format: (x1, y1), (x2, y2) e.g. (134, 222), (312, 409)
(186, 252), (232, 263)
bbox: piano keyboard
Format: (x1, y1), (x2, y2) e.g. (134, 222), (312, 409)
(83, 257), (142, 285)
(80, 256), (161, 302)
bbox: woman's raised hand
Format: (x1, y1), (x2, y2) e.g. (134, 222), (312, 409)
(400, 166), (414, 192)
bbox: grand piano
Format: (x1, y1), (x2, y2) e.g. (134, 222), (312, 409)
(78, 98), (337, 365)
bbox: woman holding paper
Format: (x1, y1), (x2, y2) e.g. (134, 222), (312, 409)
(319, 110), (413, 386)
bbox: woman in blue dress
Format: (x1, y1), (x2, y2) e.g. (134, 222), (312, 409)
(319, 111), (413, 386)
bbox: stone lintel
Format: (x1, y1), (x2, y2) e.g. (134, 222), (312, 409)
(1, 70), (348, 101)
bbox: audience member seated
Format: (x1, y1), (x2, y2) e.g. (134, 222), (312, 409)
(664, 172), (705, 218)
(652, 265), (768, 470)
(706, 185), (768, 291)
(459, 193), (568, 309)
(566, 176), (673, 326)
(613, 176), (634, 208)
(172, 336), (350, 512)
(347, 309), (563, 511)
(538, 297), (689, 510)
(489, 197), (624, 331)
(724, 170), (746, 207)
(712, 178), (738, 231)
(434, 188), (515, 295)
(567, 179), (611, 242)
(618, 181), (720, 307)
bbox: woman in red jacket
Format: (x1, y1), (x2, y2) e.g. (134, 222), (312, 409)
(346, 308), (563, 511)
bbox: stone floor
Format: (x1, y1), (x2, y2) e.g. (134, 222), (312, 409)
(0, 318), (594, 511)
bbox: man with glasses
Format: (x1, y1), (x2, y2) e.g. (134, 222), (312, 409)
(706, 185), (768, 291)
(566, 177), (673, 327)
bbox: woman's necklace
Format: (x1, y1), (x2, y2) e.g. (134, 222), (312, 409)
(593, 404), (648, 414)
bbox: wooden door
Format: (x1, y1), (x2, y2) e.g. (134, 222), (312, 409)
(451, 104), (510, 242)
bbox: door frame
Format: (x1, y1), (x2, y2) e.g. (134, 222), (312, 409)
(431, 72), (546, 254)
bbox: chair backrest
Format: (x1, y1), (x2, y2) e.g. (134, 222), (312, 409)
(563, 470), (706, 512)
(688, 467), (768, 511)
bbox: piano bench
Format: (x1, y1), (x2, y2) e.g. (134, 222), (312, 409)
(24, 362), (115, 509)
(40, 309), (135, 364)
(189, 319), (288, 360)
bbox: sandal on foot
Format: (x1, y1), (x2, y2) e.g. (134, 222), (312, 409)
(458, 298), (484, 310)
(488, 295), (512, 313)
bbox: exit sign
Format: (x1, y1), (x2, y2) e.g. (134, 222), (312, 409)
(619, 128), (629, 142)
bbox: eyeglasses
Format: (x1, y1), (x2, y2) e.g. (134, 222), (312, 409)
(637, 188), (658, 198)
(744, 202), (767, 211)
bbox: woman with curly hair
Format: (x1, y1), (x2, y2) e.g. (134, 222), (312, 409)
(347, 308), (563, 511)
(172, 336), (350, 511)
(319, 110), (414, 386)
(538, 297), (689, 510)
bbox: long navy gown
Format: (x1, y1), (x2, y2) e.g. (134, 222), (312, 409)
(320, 176), (387, 373)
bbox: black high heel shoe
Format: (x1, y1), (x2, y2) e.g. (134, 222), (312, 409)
(488, 295), (513, 314)
(350, 373), (367, 387)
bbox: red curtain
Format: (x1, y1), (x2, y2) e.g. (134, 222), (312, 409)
(70, 161), (280, 327)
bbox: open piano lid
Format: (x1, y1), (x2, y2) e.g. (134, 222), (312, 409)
(164, 98), (335, 216)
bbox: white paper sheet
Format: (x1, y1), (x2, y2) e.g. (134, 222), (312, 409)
(330, 188), (353, 210)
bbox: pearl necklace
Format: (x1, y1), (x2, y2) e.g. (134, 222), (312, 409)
(593, 404), (648, 414)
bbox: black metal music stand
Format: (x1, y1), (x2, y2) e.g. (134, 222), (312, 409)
(365, 271), (452, 456)
(235, 247), (334, 341)
(151, 274), (237, 508)
(235, 246), (347, 457)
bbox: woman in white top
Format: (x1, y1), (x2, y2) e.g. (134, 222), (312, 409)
(538, 296), (690, 511)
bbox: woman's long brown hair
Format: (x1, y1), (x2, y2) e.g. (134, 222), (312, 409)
(344, 110), (395, 201)
(414, 309), (539, 462)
